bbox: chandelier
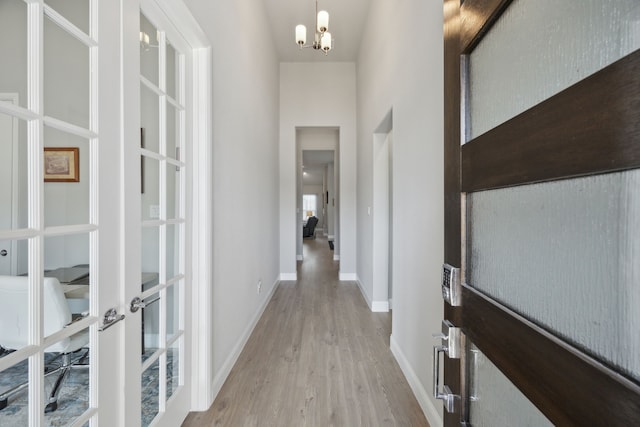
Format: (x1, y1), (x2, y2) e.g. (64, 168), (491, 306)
(295, 0), (333, 54)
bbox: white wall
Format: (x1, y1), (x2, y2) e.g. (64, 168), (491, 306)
(280, 62), (356, 280)
(183, 0), (281, 405)
(356, 0), (444, 424)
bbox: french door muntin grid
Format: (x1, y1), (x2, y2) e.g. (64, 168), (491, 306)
(139, 10), (187, 418)
(0, 0), (99, 425)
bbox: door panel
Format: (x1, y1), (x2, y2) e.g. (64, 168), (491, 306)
(442, 0), (640, 425)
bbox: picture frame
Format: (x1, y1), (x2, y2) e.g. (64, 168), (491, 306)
(44, 147), (79, 182)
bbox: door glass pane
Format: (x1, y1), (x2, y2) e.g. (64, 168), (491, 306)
(0, 113), (27, 232)
(141, 358), (160, 427)
(44, 17), (90, 130)
(141, 157), (160, 221)
(166, 165), (180, 221)
(44, 128), (89, 227)
(0, 271), (29, 353)
(468, 0), (640, 140)
(141, 85), (160, 154)
(468, 169), (640, 382)
(0, 0), (28, 109)
(467, 343), (553, 426)
(166, 339), (180, 400)
(166, 282), (179, 339)
(166, 224), (178, 280)
(166, 41), (177, 100)
(45, 0), (90, 35)
(43, 330), (90, 425)
(142, 291), (160, 360)
(166, 102), (179, 160)
(140, 13), (159, 87)
(0, 357), (30, 424)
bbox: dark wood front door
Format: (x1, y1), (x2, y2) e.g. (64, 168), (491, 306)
(442, 0), (640, 425)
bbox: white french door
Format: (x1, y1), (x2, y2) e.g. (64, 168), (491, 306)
(121, 1), (193, 426)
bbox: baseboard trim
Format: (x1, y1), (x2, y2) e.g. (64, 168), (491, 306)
(355, 278), (373, 310)
(328, 235), (335, 240)
(296, 254), (303, 261)
(210, 279), (280, 401)
(339, 272), (357, 281)
(333, 255), (340, 261)
(390, 334), (442, 427)
(279, 273), (297, 281)
(371, 300), (389, 312)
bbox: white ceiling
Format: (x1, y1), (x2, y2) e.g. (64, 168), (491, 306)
(263, 0), (371, 62)
(303, 150), (334, 185)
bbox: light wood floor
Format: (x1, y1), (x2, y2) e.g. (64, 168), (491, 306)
(182, 234), (429, 427)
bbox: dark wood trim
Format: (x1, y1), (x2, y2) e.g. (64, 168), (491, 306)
(462, 49), (640, 192)
(443, 2), (463, 425)
(462, 285), (640, 426)
(459, 0), (512, 53)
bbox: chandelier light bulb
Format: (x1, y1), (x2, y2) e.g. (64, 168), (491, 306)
(295, 25), (307, 45)
(317, 10), (329, 33)
(321, 31), (332, 52)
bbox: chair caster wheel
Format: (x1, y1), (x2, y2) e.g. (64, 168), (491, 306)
(0, 398), (7, 410)
(45, 401), (58, 413)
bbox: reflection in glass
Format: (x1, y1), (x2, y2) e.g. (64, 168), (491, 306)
(140, 13), (160, 87)
(0, 0), (28, 108)
(44, 17), (90, 129)
(140, 85), (160, 154)
(468, 343), (553, 426)
(141, 359), (159, 427)
(45, 0), (90, 35)
(167, 340), (180, 400)
(0, 112), (27, 232)
(44, 127), (90, 227)
(141, 157), (160, 221)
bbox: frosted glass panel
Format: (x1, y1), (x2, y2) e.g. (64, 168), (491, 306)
(468, 0), (640, 140)
(468, 170), (640, 382)
(468, 343), (553, 427)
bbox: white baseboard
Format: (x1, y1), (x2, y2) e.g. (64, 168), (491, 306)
(371, 300), (389, 312)
(279, 273), (297, 281)
(210, 278), (280, 403)
(355, 278), (372, 310)
(338, 272), (357, 281)
(389, 298), (393, 310)
(333, 255), (340, 261)
(390, 335), (442, 427)
(328, 235), (335, 240)
(296, 254), (303, 261)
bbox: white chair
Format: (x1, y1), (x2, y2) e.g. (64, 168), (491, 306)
(0, 275), (89, 413)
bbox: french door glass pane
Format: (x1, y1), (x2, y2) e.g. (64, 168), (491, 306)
(468, 0), (640, 140)
(0, 113), (27, 232)
(0, 270), (29, 353)
(166, 166), (180, 220)
(0, 0), (28, 109)
(467, 343), (553, 427)
(141, 157), (160, 221)
(141, 227), (159, 281)
(166, 282), (179, 339)
(166, 224), (178, 280)
(141, 358), (160, 427)
(140, 14), (159, 88)
(45, 0), (90, 35)
(0, 359), (30, 425)
(44, 16), (90, 129)
(166, 41), (177, 100)
(142, 291), (161, 359)
(44, 128), (89, 227)
(166, 102), (179, 160)
(467, 169), (640, 382)
(141, 85), (160, 154)
(166, 339), (180, 400)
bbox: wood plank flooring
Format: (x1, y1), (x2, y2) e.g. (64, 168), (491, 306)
(182, 235), (429, 427)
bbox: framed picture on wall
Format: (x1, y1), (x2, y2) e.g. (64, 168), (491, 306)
(44, 147), (79, 182)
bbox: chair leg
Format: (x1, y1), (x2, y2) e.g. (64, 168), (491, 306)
(45, 354), (72, 413)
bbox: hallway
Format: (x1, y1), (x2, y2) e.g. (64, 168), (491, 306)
(182, 234), (428, 426)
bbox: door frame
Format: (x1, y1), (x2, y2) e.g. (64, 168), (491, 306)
(443, 0), (640, 425)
